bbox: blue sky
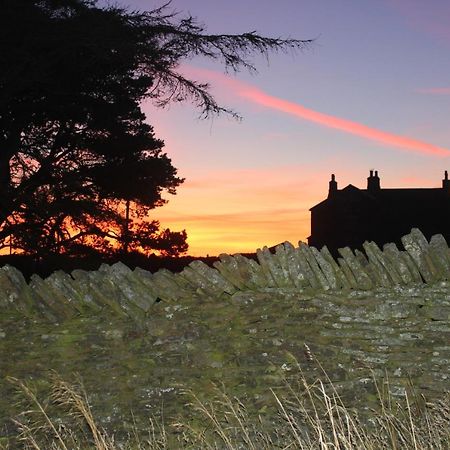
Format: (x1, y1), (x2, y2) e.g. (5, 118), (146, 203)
(103, 0), (450, 255)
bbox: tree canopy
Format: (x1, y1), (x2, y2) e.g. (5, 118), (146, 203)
(0, 0), (312, 257)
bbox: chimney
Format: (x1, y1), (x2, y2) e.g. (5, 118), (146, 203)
(328, 173), (337, 197)
(443, 170), (450, 193)
(367, 169), (380, 192)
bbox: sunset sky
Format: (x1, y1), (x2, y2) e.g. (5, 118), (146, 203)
(119, 0), (450, 256)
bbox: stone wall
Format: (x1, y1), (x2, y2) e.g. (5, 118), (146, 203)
(1, 227), (449, 432)
(1, 228), (450, 323)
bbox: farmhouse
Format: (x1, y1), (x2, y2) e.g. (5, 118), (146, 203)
(308, 170), (450, 255)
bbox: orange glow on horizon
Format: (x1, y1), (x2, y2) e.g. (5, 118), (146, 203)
(152, 166), (325, 256)
(159, 208), (312, 256)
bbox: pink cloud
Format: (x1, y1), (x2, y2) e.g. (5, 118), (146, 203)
(242, 89), (449, 157)
(416, 87), (450, 95)
(388, 0), (450, 44)
(399, 176), (435, 186)
(182, 66), (450, 158)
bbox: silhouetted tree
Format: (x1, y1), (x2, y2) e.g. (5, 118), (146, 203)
(0, 0), (312, 257)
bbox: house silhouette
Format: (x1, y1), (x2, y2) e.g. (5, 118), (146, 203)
(308, 170), (450, 256)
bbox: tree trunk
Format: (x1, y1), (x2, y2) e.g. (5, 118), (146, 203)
(123, 199), (130, 254)
(0, 132), (20, 224)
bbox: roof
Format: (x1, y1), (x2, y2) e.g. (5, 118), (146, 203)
(309, 185), (448, 211)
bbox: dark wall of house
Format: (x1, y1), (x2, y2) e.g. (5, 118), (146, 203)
(375, 199), (450, 250)
(309, 192), (379, 255)
(309, 188), (450, 257)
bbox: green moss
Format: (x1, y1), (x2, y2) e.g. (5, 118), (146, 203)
(0, 286), (449, 442)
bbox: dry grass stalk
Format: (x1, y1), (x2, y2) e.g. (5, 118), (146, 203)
(1, 363), (449, 450)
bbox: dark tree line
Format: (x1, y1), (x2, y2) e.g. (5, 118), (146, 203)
(0, 0), (311, 258)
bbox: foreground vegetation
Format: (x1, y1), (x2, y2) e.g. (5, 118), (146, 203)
(1, 360), (449, 450)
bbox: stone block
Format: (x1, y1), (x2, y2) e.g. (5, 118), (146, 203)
(354, 249), (379, 285)
(256, 247), (282, 288)
(133, 267), (164, 299)
(172, 271), (197, 291)
(235, 254), (267, 288)
(29, 274), (77, 320)
(382, 243), (414, 285)
(338, 247), (373, 290)
(400, 252), (423, 283)
(320, 246), (351, 289)
(369, 241), (403, 285)
(45, 270), (89, 313)
(102, 263), (157, 316)
(354, 249), (369, 267)
(362, 241), (393, 287)
(402, 229), (438, 283)
(337, 257), (358, 289)
(214, 255), (249, 290)
(283, 242), (309, 289)
(0, 265), (35, 315)
(310, 246), (338, 290)
(100, 261), (132, 276)
(429, 234), (450, 280)
(274, 243), (296, 287)
(71, 269), (90, 282)
(152, 269), (191, 302)
(189, 260), (237, 295)
(299, 243), (330, 290)
(180, 266), (219, 296)
(100, 265), (158, 312)
(295, 244), (320, 289)
(83, 272), (131, 318)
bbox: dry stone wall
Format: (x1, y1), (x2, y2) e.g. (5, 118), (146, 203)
(0, 227), (449, 421)
(1, 228), (450, 322)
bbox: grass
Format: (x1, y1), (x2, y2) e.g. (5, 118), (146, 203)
(1, 359), (449, 450)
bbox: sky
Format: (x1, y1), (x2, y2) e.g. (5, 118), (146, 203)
(115, 0), (450, 256)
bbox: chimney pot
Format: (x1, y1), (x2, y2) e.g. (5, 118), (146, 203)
(328, 173), (338, 197)
(367, 169), (380, 192)
(443, 170), (450, 191)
